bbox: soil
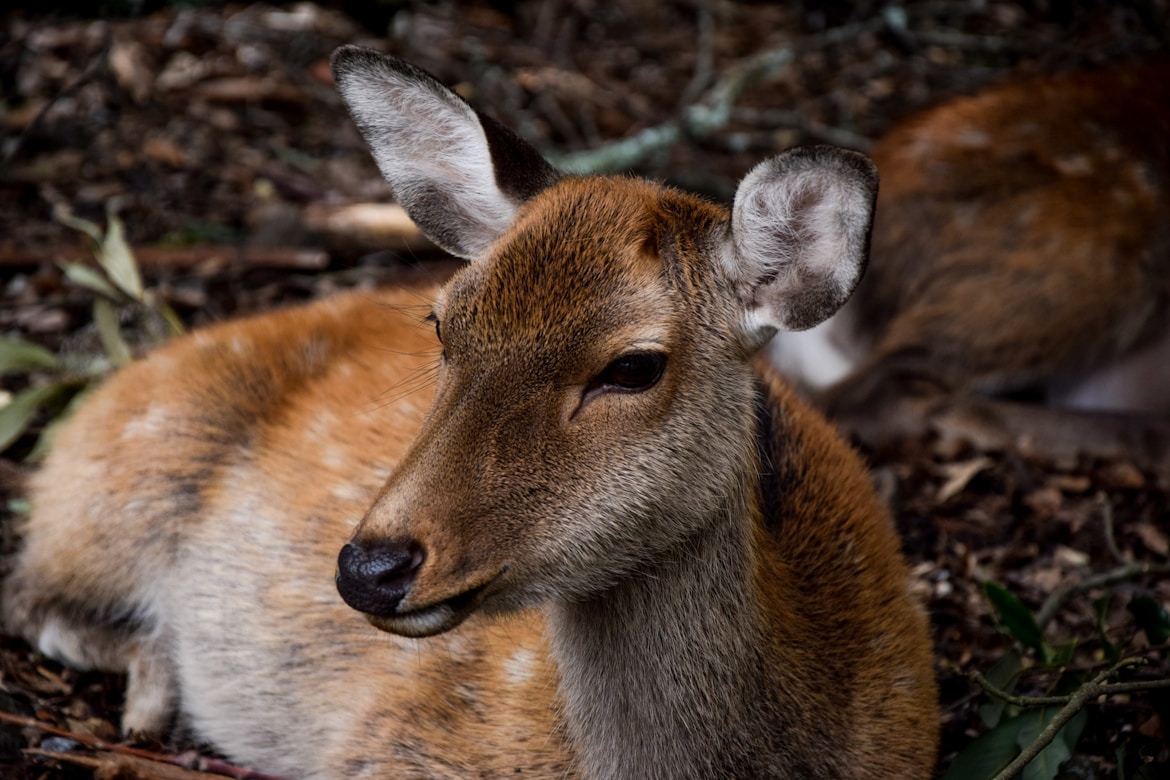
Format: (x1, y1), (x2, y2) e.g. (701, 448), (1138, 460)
(1, 2), (1168, 778)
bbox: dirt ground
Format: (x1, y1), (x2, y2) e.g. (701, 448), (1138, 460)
(1, 1), (1168, 778)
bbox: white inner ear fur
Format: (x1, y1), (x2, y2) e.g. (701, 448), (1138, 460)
(721, 150), (874, 342)
(336, 61), (517, 259)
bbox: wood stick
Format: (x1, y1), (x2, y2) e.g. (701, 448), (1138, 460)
(0, 245), (329, 271)
(0, 710), (288, 780)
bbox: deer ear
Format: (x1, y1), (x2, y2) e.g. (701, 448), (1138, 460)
(331, 46), (560, 259)
(720, 146), (877, 345)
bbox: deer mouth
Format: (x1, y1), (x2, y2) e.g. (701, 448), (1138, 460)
(365, 577), (495, 638)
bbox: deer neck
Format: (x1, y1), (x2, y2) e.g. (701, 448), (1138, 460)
(546, 475), (803, 779)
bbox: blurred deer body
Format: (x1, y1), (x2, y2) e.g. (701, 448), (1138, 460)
(770, 62), (1170, 463)
(3, 48), (937, 779)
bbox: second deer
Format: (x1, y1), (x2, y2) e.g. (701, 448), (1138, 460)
(2, 48), (938, 778)
(770, 61), (1170, 470)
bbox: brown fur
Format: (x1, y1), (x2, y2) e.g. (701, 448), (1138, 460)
(4, 49), (937, 779)
(816, 62), (1170, 466)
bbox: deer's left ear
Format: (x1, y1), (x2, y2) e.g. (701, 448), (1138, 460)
(719, 146), (878, 346)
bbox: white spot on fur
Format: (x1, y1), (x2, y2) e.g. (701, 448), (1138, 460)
(504, 648), (535, 685)
(322, 446), (347, 470)
(1053, 154), (1093, 176)
(329, 481), (368, 504)
(121, 403), (171, 440)
(306, 411), (339, 443)
(956, 128), (991, 148)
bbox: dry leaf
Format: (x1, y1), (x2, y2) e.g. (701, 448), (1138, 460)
(936, 457), (992, 502)
(108, 39), (152, 103)
(1134, 522), (1170, 556)
(1023, 486), (1063, 517)
(143, 137), (190, 168)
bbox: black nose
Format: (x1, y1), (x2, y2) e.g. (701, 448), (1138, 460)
(336, 540), (423, 617)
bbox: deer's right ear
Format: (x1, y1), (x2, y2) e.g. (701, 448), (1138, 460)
(331, 47), (560, 259)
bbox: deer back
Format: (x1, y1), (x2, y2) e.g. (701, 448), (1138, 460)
(856, 61), (1170, 402)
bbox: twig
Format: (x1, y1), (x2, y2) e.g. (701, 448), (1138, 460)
(550, 16), (887, 173)
(909, 29), (1031, 53)
(1099, 492), (1127, 566)
(987, 662), (1170, 780)
(0, 244), (330, 270)
(1034, 560), (1170, 630)
(676, 0), (717, 109)
(731, 108), (874, 152)
(971, 667), (1170, 709)
(3, 36), (111, 165)
(0, 710), (288, 780)
(26, 749), (233, 780)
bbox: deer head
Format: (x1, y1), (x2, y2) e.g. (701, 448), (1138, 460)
(330, 46), (878, 638)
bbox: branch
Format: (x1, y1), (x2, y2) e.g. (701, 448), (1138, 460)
(549, 15), (887, 173)
(0, 710), (288, 780)
(987, 662), (1170, 780)
(3, 35), (111, 165)
(676, 1), (716, 108)
(25, 749), (233, 780)
(972, 666), (1170, 709)
(1100, 492), (1127, 565)
(0, 244), (329, 271)
(1035, 560), (1170, 630)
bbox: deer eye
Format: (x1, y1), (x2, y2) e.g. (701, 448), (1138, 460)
(594, 352), (666, 393)
(425, 311), (441, 343)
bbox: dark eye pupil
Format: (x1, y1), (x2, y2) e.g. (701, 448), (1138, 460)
(598, 352), (666, 391)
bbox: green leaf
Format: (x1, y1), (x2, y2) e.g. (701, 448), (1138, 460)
(941, 714), (1026, 780)
(979, 649), (1023, 728)
(985, 582), (1047, 659)
(1128, 595), (1170, 645)
(0, 383), (72, 454)
(60, 261), (123, 300)
(157, 299), (185, 337)
(1048, 640), (1077, 667)
(1018, 707), (1087, 780)
(98, 208), (144, 301)
(0, 337), (59, 375)
(93, 299), (133, 367)
(1132, 763), (1157, 780)
(24, 384), (90, 463)
(945, 706), (1088, 780)
(5, 497), (30, 516)
(1094, 595), (1119, 662)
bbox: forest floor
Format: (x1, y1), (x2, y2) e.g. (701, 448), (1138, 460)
(1, 1), (1168, 778)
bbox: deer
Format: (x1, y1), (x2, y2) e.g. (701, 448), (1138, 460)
(768, 60), (1170, 472)
(1, 47), (938, 779)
